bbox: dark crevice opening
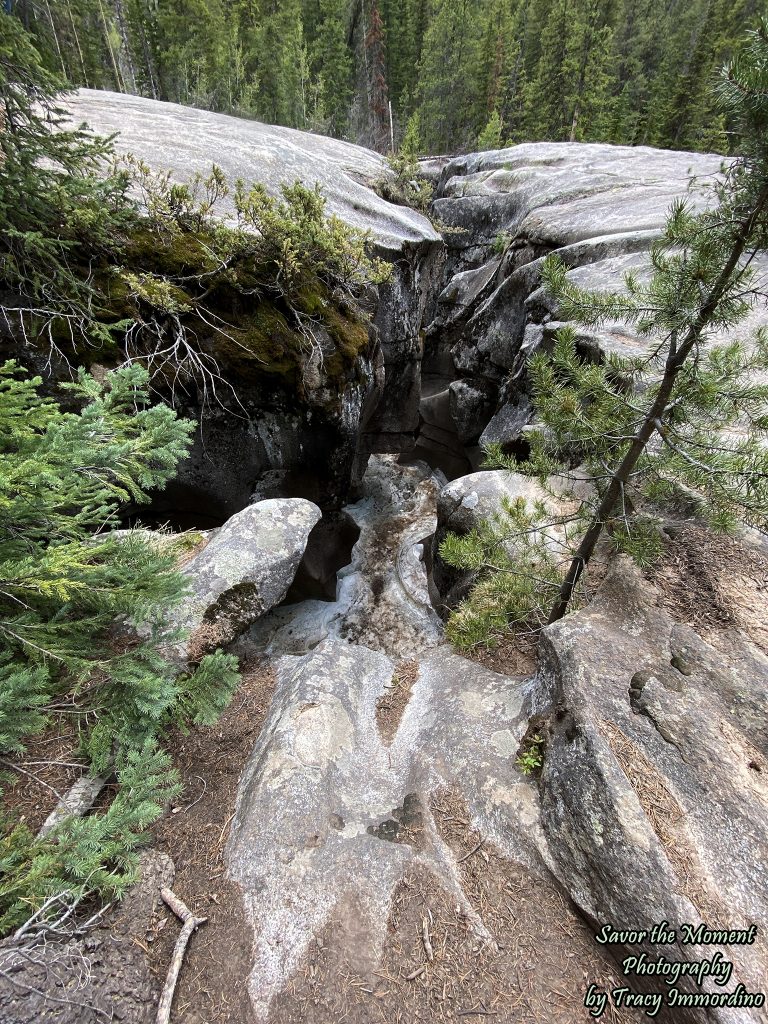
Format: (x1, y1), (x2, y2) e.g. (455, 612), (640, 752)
(284, 512), (361, 604)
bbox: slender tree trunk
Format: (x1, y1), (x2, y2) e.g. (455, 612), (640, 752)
(547, 181), (768, 623)
(64, 0), (89, 87)
(43, 0), (67, 77)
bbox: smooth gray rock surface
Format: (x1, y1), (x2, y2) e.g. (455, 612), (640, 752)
(434, 143), (723, 248)
(235, 455), (445, 661)
(536, 557), (768, 1023)
(173, 498), (321, 661)
(425, 141), (768, 458)
(67, 90), (440, 254)
(226, 638), (537, 1021)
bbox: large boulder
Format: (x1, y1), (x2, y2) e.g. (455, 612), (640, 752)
(171, 498), (321, 661)
(431, 469), (569, 609)
(535, 557), (768, 1023)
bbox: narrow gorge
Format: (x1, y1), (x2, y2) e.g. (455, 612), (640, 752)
(2, 90), (767, 1024)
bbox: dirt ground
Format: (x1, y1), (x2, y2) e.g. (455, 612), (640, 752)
(142, 660), (276, 1024)
(269, 790), (641, 1024)
(647, 522), (768, 654)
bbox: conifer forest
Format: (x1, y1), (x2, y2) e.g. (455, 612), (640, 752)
(7, 0), (764, 155)
(3, 1), (768, 1020)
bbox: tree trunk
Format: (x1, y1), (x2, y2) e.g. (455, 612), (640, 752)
(547, 180), (768, 623)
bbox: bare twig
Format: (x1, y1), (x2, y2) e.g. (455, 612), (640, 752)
(156, 887), (207, 1024)
(421, 915), (434, 963)
(457, 840), (484, 864)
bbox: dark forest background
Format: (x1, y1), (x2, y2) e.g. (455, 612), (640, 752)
(7, 0), (764, 155)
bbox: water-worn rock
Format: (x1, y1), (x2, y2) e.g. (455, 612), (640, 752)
(235, 455), (445, 661)
(68, 90), (437, 253)
(173, 498), (321, 661)
(226, 638), (536, 1021)
(535, 557), (768, 1023)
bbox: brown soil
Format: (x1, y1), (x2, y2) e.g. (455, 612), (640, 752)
(376, 660), (419, 743)
(0, 715), (83, 834)
(465, 628), (539, 677)
(647, 523), (768, 654)
(270, 790), (643, 1024)
(143, 661), (276, 1024)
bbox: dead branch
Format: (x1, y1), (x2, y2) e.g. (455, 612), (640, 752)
(156, 887), (207, 1024)
(38, 775), (109, 838)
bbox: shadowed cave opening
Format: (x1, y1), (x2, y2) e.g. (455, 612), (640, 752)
(283, 513), (361, 603)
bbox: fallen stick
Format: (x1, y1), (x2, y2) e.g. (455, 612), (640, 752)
(156, 887), (207, 1024)
(421, 915), (434, 962)
(457, 840), (483, 864)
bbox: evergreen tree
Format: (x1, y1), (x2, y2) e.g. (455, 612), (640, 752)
(477, 107), (504, 149)
(258, 0), (306, 127)
(364, 0), (390, 150)
(442, 21), (768, 644)
(0, 361), (240, 932)
(310, 0), (353, 135)
(417, 0), (483, 153)
(0, 13), (134, 346)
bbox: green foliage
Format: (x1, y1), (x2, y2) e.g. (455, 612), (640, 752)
(440, 495), (574, 648)
(0, 14), (135, 348)
(491, 230), (513, 255)
(477, 109), (505, 150)
(0, 742), (180, 935)
(515, 734), (545, 775)
(444, 21), (768, 644)
(377, 115), (434, 213)
(0, 27), (386, 402)
(8, 1), (764, 156)
(0, 362), (241, 934)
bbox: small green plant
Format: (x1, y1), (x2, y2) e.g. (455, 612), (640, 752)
(491, 230), (513, 255)
(515, 734), (545, 775)
(374, 113), (434, 214)
(477, 108), (505, 150)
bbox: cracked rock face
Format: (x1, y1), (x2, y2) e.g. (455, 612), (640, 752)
(225, 639), (537, 1021)
(536, 557), (768, 1024)
(172, 498), (321, 662)
(423, 143), (768, 467)
(66, 90), (445, 493)
(236, 455), (446, 661)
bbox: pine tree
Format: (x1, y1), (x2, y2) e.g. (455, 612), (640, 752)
(0, 13), (134, 346)
(310, 0), (353, 135)
(258, 0), (307, 127)
(0, 15), (242, 933)
(477, 108), (504, 149)
(416, 0), (483, 153)
(364, 0), (390, 151)
(443, 20), (768, 641)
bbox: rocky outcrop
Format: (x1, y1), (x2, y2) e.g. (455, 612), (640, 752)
(171, 498), (320, 662)
(226, 638), (538, 1021)
(61, 91), (443, 513)
(419, 143), (768, 476)
(535, 557), (768, 1023)
(236, 455), (445, 661)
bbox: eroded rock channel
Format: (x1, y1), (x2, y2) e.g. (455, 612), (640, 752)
(7, 95), (767, 1024)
